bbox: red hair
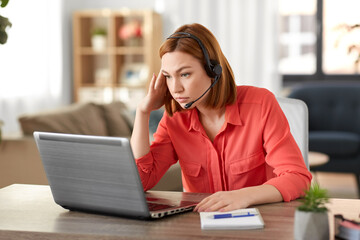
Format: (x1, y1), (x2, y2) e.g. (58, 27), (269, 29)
(159, 23), (237, 116)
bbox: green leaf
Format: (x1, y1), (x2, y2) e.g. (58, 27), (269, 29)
(92, 27), (107, 36)
(0, 15), (12, 28)
(0, 0), (9, 8)
(297, 183), (329, 212)
(0, 15), (12, 44)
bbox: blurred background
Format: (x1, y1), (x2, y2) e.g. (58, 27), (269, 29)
(0, 0), (359, 197)
(1, 0), (359, 134)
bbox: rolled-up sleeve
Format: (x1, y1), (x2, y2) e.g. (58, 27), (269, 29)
(135, 116), (178, 191)
(260, 92), (312, 201)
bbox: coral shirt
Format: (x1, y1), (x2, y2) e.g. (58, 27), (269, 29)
(135, 86), (312, 202)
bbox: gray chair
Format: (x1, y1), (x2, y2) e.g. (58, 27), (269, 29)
(277, 97), (309, 170)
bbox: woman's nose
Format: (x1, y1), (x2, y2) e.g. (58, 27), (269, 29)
(171, 78), (184, 93)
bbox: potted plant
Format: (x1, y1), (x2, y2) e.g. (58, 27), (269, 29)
(91, 27), (107, 51)
(294, 183), (330, 240)
(0, 0), (12, 44)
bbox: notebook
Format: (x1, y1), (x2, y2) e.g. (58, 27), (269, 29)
(200, 208), (264, 230)
(33, 131), (199, 219)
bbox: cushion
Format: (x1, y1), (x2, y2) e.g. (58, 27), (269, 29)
(309, 131), (360, 156)
(289, 83), (360, 134)
(149, 109), (164, 136)
(99, 101), (133, 137)
(19, 102), (108, 136)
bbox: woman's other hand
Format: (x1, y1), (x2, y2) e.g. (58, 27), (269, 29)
(139, 71), (167, 114)
(194, 190), (250, 212)
(194, 185), (283, 212)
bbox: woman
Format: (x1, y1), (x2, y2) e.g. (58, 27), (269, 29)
(131, 23), (312, 212)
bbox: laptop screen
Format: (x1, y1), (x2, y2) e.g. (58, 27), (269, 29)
(34, 132), (150, 218)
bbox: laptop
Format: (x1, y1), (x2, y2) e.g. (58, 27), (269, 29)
(33, 131), (199, 219)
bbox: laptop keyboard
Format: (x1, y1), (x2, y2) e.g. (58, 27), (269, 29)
(147, 202), (174, 211)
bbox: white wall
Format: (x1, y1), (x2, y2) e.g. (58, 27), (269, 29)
(61, 0), (280, 101)
(155, 0), (281, 94)
(0, 0), (280, 134)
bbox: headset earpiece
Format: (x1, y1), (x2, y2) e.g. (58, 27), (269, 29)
(207, 60), (222, 78)
(204, 60), (222, 79)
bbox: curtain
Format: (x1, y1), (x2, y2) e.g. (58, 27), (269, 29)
(0, 0), (64, 135)
(155, 0), (281, 94)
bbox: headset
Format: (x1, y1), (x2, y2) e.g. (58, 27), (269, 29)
(167, 32), (222, 109)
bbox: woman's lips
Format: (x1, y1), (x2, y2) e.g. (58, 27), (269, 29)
(175, 97), (189, 103)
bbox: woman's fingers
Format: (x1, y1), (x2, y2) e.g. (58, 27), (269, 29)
(198, 200), (224, 212)
(194, 191), (248, 212)
(195, 194), (219, 212)
(154, 71), (165, 90)
(142, 71), (167, 111)
(148, 73), (157, 91)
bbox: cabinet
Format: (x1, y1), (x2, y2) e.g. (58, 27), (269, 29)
(73, 9), (162, 109)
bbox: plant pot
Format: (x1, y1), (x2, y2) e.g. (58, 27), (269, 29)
(91, 35), (106, 51)
(294, 210), (329, 240)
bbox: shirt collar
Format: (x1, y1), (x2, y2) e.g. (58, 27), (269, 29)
(188, 109), (202, 132)
(187, 102), (243, 132)
(225, 101), (243, 126)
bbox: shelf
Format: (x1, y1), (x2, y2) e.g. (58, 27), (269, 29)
(114, 47), (144, 55)
(116, 83), (147, 88)
(73, 9), (162, 108)
(76, 47), (145, 55)
(79, 83), (146, 88)
(80, 83), (114, 88)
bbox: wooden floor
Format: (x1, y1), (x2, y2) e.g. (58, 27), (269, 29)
(314, 172), (359, 199)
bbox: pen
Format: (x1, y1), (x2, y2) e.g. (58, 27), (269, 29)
(213, 212), (256, 219)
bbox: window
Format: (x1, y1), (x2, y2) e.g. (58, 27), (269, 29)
(323, 0), (360, 74)
(279, 0), (317, 75)
(279, 0), (360, 83)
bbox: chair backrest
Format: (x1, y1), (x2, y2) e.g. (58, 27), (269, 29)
(277, 97), (309, 170)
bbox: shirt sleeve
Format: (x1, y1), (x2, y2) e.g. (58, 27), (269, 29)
(260, 91), (312, 201)
(135, 114), (178, 191)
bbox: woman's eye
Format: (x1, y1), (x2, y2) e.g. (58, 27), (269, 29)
(164, 75), (171, 79)
(181, 73), (190, 78)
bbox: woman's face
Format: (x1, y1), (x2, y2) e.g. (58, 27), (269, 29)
(161, 51), (211, 109)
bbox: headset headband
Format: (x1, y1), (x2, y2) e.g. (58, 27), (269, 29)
(167, 31), (222, 78)
(167, 32), (212, 69)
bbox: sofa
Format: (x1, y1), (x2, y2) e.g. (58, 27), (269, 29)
(0, 101), (182, 191)
(288, 82), (360, 191)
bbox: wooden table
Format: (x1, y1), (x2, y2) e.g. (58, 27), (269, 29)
(0, 184), (359, 240)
